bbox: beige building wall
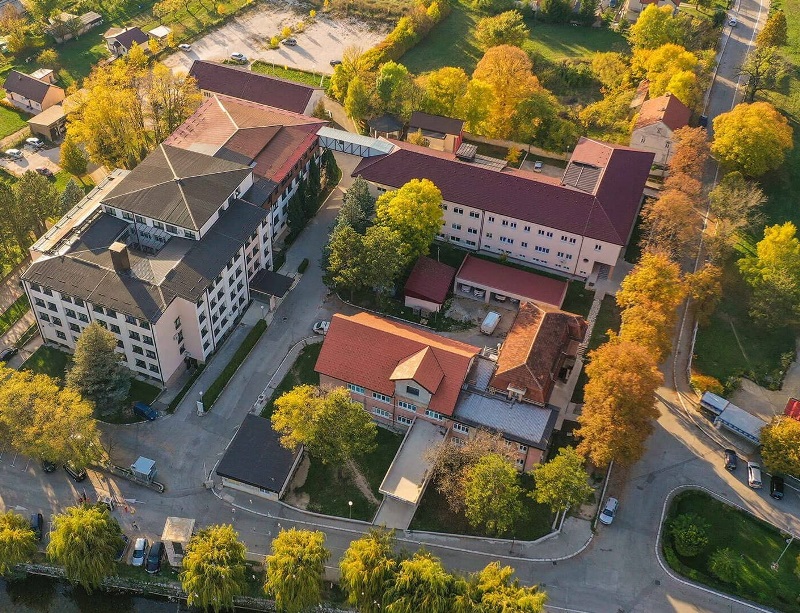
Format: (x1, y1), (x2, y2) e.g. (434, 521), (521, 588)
(631, 122), (674, 166)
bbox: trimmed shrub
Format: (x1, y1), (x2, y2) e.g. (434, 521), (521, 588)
(690, 373), (723, 396)
(298, 258), (309, 274)
(203, 320), (267, 410)
(671, 514), (710, 557)
(708, 547), (741, 584)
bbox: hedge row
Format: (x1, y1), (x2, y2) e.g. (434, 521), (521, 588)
(361, 0), (452, 70)
(203, 319), (267, 411)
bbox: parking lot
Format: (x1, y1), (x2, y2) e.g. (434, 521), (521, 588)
(0, 143), (61, 177)
(163, 9), (388, 75)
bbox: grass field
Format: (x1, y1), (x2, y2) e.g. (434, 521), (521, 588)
(410, 472), (553, 540)
(0, 294), (29, 336)
(297, 427), (403, 520)
(261, 342), (321, 418)
(0, 105), (29, 140)
(663, 490), (800, 612)
(571, 294), (621, 403)
(251, 61), (330, 89)
(401, 0), (628, 75)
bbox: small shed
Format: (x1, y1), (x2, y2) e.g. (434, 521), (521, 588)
(161, 517), (195, 567)
(29, 104), (66, 141)
(148, 25), (172, 40)
(454, 255), (568, 309)
(130, 456), (157, 481)
(403, 256), (456, 313)
(367, 114), (403, 140)
(408, 111), (464, 153)
(215, 414), (302, 500)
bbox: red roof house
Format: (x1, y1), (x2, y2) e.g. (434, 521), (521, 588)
(490, 302), (587, 406)
(630, 93), (691, 166)
(404, 256), (457, 313)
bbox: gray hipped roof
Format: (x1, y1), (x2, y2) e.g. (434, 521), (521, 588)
(103, 144), (251, 231)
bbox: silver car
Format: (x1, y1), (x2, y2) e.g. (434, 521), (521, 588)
(599, 497), (619, 525)
(131, 537), (148, 566)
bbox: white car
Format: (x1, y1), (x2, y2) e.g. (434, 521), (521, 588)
(230, 52), (248, 62)
(313, 320), (330, 335)
(599, 497), (619, 525)
(178, 43), (192, 51)
(728, 17), (737, 27)
(131, 537), (148, 566)
(4, 148), (22, 159)
(533, 160), (544, 172)
(26, 137), (43, 148)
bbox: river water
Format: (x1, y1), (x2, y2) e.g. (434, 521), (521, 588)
(0, 575), (179, 612)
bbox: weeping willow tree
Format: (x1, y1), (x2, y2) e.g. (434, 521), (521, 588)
(46, 505), (124, 591)
(0, 511), (37, 576)
(180, 524), (247, 612)
(339, 529), (397, 613)
(264, 528), (330, 613)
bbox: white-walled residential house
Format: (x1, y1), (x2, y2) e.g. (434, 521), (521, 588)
(630, 93), (692, 167)
(626, 0), (680, 19)
(353, 137), (655, 281)
(2, 70), (65, 114)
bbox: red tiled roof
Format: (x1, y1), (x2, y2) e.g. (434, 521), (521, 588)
(490, 302), (587, 405)
(404, 256), (457, 305)
(390, 347), (444, 394)
(455, 255), (568, 308)
(164, 94), (325, 185)
(354, 138), (653, 246)
(188, 60), (319, 114)
(315, 313), (479, 415)
(785, 398), (800, 421)
(634, 93), (691, 132)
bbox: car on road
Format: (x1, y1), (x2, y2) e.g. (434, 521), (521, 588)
(230, 52), (248, 63)
(330, 59), (342, 66)
(313, 320), (330, 335)
(115, 534), (130, 561)
(131, 537), (148, 566)
(728, 17), (737, 26)
(178, 43), (191, 51)
(26, 137), (43, 148)
(30, 513), (43, 540)
(533, 161), (543, 172)
(133, 401), (158, 421)
(723, 448), (737, 470)
(35, 167), (53, 177)
(747, 461), (762, 488)
(145, 541), (164, 574)
(41, 459), (57, 473)
(0, 346), (18, 361)
(63, 461), (87, 482)
(770, 475), (784, 500)
(4, 149), (22, 160)
(282, 37), (297, 46)
(599, 497), (619, 525)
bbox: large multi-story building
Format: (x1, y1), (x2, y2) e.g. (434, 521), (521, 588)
(22, 144), (272, 384)
(353, 137), (654, 280)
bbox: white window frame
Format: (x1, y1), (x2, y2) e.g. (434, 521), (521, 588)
(347, 383), (365, 395)
(372, 407), (391, 419)
(453, 422), (469, 434)
(372, 392), (392, 404)
(425, 409), (443, 421)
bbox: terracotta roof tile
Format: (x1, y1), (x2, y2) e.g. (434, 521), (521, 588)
(390, 347), (444, 393)
(634, 93), (691, 132)
(315, 313), (479, 415)
(490, 303), (587, 405)
(404, 256), (456, 305)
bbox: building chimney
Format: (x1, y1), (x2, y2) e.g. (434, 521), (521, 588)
(109, 242), (131, 272)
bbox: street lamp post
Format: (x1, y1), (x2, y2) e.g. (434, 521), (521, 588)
(771, 535), (795, 571)
(348, 500), (353, 519)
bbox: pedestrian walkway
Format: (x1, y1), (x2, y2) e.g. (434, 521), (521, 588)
(0, 258), (30, 313)
(0, 310), (35, 350)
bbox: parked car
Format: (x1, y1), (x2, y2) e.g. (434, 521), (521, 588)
(723, 448), (737, 471)
(728, 17), (737, 26)
(26, 137), (43, 148)
(313, 320), (330, 335)
(131, 537), (148, 566)
(599, 497), (619, 525)
(0, 346), (18, 361)
(145, 541), (164, 574)
(41, 459), (57, 473)
(30, 513), (44, 540)
(133, 401), (158, 421)
(533, 160), (544, 172)
(770, 475), (785, 500)
(282, 37), (297, 46)
(63, 461), (87, 482)
(115, 534), (130, 561)
(747, 461), (762, 488)
(35, 167), (53, 177)
(609, 0), (617, 7)
(178, 43), (191, 51)
(329, 59), (342, 66)
(480, 311), (501, 335)
(230, 52), (248, 62)
(4, 149), (22, 159)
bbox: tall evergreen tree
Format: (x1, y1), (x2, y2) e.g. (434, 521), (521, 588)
(59, 179), (85, 215)
(66, 322), (130, 416)
(59, 136), (88, 178)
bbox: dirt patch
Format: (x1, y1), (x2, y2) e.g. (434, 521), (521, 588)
(284, 455), (311, 509)
(346, 458), (380, 505)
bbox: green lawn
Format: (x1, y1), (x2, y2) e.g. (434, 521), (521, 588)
(297, 427), (403, 521)
(0, 294), (29, 336)
(251, 61), (330, 89)
(0, 104), (29, 139)
(261, 342), (322, 418)
(562, 281), (594, 318)
(693, 262), (794, 390)
(663, 490), (800, 612)
(571, 294), (621, 403)
(401, 0), (627, 76)
(410, 472), (553, 540)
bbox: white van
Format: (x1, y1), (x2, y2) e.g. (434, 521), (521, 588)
(480, 311), (501, 335)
